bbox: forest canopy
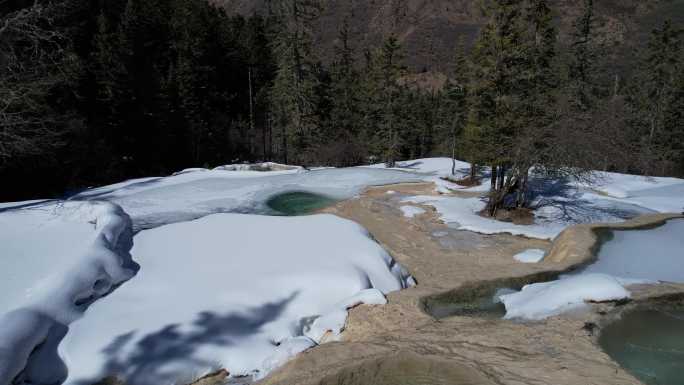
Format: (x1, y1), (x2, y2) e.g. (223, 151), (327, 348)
(0, 0), (682, 202)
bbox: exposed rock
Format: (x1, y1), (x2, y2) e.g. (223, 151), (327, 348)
(260, 183), (683, 385)
(189, 369), (230, 385)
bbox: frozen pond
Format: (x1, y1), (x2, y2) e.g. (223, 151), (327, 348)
(579, 219), (684, 283)
(599, 308), (684, 385)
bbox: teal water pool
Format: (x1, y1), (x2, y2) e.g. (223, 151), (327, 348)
(599, 308), (684, 385)
(266, 191), (337, 216)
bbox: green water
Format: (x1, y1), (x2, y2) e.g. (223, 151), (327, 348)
(424, 287), (512, 320)
(599, 308), (684, 385)
(266, 191), (337, 216)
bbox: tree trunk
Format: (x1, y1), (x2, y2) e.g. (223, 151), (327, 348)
(497, 164), (506, 191)
(516, 169), (529, 208)
(281, 123), (288, 164)
(248, 67), (255, 160)
(451, 128), (457, 175)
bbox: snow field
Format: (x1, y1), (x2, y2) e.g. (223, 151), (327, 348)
(0, 201), (135, 385)
(59, 213), (413, 384)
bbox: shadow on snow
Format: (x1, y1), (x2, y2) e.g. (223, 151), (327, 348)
(72, 292), (299, 385)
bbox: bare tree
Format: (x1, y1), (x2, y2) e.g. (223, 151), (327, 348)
(0, 1), (75, 169)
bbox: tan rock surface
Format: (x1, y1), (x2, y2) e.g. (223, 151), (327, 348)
(260, 183), (683, 385)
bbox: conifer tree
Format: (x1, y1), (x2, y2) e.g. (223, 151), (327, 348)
(513, 0), (559, 207)
(269, 0), (322, 164)
(369, 35), (406, 168)
(628, 20), (683, 175)
(326, 18), (366, 165)
(567, 0), (599, 112)
(467, 0), (527, 215)
(441, 38), (469, 176)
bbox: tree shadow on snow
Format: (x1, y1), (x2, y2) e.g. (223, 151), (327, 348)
(526, 177), (651, 223)
(74, 292), (299, 385)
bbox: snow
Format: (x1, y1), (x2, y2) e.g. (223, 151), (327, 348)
(0, 201), (135, 385)
(402, 195), (571, 239)
(578, 219), (684, 283)
(2, 158), (683, 381)
(303, 289), (386, 343)
(390, 163), (683, 240)
(59, 214), (412, 384)
(73, 167), (421, 231)
(1, 166), (421, 385)
(583, 171), (684, 200)
(513, 249), (546, 263)
(499, 274), (631, 320)
(400, 205), (426, 218)
(366, 157), (490, 194)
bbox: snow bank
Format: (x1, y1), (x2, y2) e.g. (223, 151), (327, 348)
(303, 289), (387, 343)
(366, 157), (683, 239)
(401, 184), (670, 240)
(0, 201), (135, 385)
(582, 171), (683, 200)
(60, 213), (413, 384)
(366, 157), (490, 194)
(499, 274), (631, 320)
(213, 162), (303, 172)
(513, 249), (546, 263)
(402, 195), (568, 240)
(400, 205), (426, 218)
(73, 167), (421, 231)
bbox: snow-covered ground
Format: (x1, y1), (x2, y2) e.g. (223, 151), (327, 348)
(73, 167), (421, 232)
(578, 219), (684, 283)
(501, 219), (684, 321)
(375, 157), (683, 240)
(2, 158), (683, 382)
(0, 166), (419, 385)
(372, 158), (684, 321)
(0, 201), (136, 385)
(499, 274), (632, 320)
(60, 214), (412, 384)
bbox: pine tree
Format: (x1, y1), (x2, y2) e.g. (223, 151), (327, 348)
(441, 38), (469, 176)
(628, 20), (683, 175)
(269, 0), (322, 165)
(513, 0), (559, 207)
(368, 35), (406, 168)
(467, 0), (527, 215)
(326, 18), (366, 165)
(567, 0), (599, 112)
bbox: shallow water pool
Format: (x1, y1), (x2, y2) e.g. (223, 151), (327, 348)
(266, 191), (337, 216)
(599, 308), (684, 385)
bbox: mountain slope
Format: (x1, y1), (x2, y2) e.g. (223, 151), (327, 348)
(215, 0), (683, 75)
